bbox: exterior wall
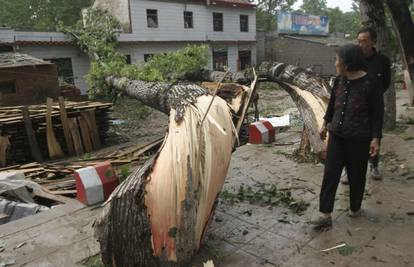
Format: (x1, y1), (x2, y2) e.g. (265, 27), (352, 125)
(256, 31), (274, 64)
(0, 65), (60, 106)
(17, 45), (91, 94)
(126, 0), (256, 42)
(272, 37), (337, 75)
(0, 28), (15, 43)
(119, 42), (257, 71)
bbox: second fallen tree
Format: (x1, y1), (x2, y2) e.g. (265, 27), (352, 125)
(258, 62), (330, 157)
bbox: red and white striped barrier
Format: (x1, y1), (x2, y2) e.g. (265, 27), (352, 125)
(248, 121), (276, 144)
(75, 161), (119, 206)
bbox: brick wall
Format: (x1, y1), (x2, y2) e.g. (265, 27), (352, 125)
(0, 64), (60, 106)
(271, 37), (337, 76)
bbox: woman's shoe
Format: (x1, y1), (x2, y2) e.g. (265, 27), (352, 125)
(348, 209), (362, 218)
(310, 213), (332, 229)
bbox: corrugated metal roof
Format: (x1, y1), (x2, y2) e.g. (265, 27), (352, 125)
(0, 52), (52, 69)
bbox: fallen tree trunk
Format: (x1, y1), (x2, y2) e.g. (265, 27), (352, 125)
(259, 62), (330, 157)
(95, 76), (255, 266)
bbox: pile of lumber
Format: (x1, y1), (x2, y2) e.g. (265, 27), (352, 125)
(0, 138), (163, 197)
(0, 97), (112, 166)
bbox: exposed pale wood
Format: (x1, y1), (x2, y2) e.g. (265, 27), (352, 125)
(68, 118), (84, 156)
(78, 116), (93, 153)
(21, 106), (43, 162)
(234, 69), (258, 142)
(58, 97), (75, 155)
(19, 162), (41, 169)
(0, 135), (10, 166)
(81, 109), (101, 149)
(46, 98), (64, 159)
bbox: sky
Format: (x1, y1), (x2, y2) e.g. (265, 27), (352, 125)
(293, 0), (354, 12)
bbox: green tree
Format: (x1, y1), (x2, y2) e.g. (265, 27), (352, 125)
(0, 0), (93, 31)
(256, 0), (297, 31)
(300, 0), (327, 15)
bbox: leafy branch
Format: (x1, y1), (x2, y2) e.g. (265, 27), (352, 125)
(59, 8), (209, 99)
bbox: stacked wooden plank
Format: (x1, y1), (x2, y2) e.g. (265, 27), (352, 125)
(0, 98), (112, 166)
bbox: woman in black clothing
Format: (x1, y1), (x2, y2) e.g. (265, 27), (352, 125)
(311, 44), (384, 228)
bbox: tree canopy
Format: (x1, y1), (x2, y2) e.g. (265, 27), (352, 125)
(0, 0), (92, 31)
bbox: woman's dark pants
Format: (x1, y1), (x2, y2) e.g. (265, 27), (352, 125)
(320, 133), (371, 213)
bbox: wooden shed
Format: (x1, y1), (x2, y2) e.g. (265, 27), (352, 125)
(0, 52), (60, 106)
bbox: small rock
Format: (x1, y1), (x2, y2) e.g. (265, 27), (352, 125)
(242, 230), (249, 235)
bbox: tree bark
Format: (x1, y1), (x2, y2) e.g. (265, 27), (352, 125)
(384, 0), (414, 106)
(106, 76), (207, 122)
(259, 62), (329, 157)
(359, 0), (396, 129)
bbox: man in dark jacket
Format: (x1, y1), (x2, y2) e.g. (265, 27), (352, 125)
(357, 27), (391, 180)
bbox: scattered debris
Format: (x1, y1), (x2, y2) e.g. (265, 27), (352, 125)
(0, 138), (162, 198)
(321, 243), (347, 252)
(203, 260), (215, 267)
(221, 183), (309, 215)
(14, 242), (26, 250)
(321, 243), (358, 256)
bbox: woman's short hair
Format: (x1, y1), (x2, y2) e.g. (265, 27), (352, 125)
(336, 44), (366, 72)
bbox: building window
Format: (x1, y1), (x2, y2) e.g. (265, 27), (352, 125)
(240, 15), (249, 32)
(213, 49), (227, 71)
(125, 55), (132, 64)
(213, 13), (223, 32)
(0, 81), (16, 94)
(238, 50), (251, 70)
(147, 9), (158, 28)
(45, 58), (75, 85)
(0, 45), (13, 53)
(184, 11), (193, 29)
(144, 54), (154, 62)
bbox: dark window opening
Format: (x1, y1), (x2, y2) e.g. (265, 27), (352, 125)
(144, 54), (154, 62)
(125, 55), (131, 64)
(240, 15), (249, 32)
(213, 13), (223, 32)
(213, 49), (227, 71)
(184, 11), (193, 29)
(147, 9), (158, 28)
(0, 81), (16, 94)
(238, 50), (251, 70)
(45, 58), (74, 85)
(0, 45), (14, 53)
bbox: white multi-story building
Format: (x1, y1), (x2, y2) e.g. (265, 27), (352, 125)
(0, 0), (256, 95)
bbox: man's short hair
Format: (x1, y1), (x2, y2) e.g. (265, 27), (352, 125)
(336, 44), (366, 72)
(358, 27), (377, 42)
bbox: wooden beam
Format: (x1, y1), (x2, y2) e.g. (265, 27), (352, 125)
(46, 98), (64, 159)
(21, 106), (43, 162)
(58, 97), (75, 156)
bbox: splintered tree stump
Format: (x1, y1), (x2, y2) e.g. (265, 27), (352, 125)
(95, 77), (238, 266)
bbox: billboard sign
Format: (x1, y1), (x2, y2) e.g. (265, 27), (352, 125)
(277, 11), (329, 36)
